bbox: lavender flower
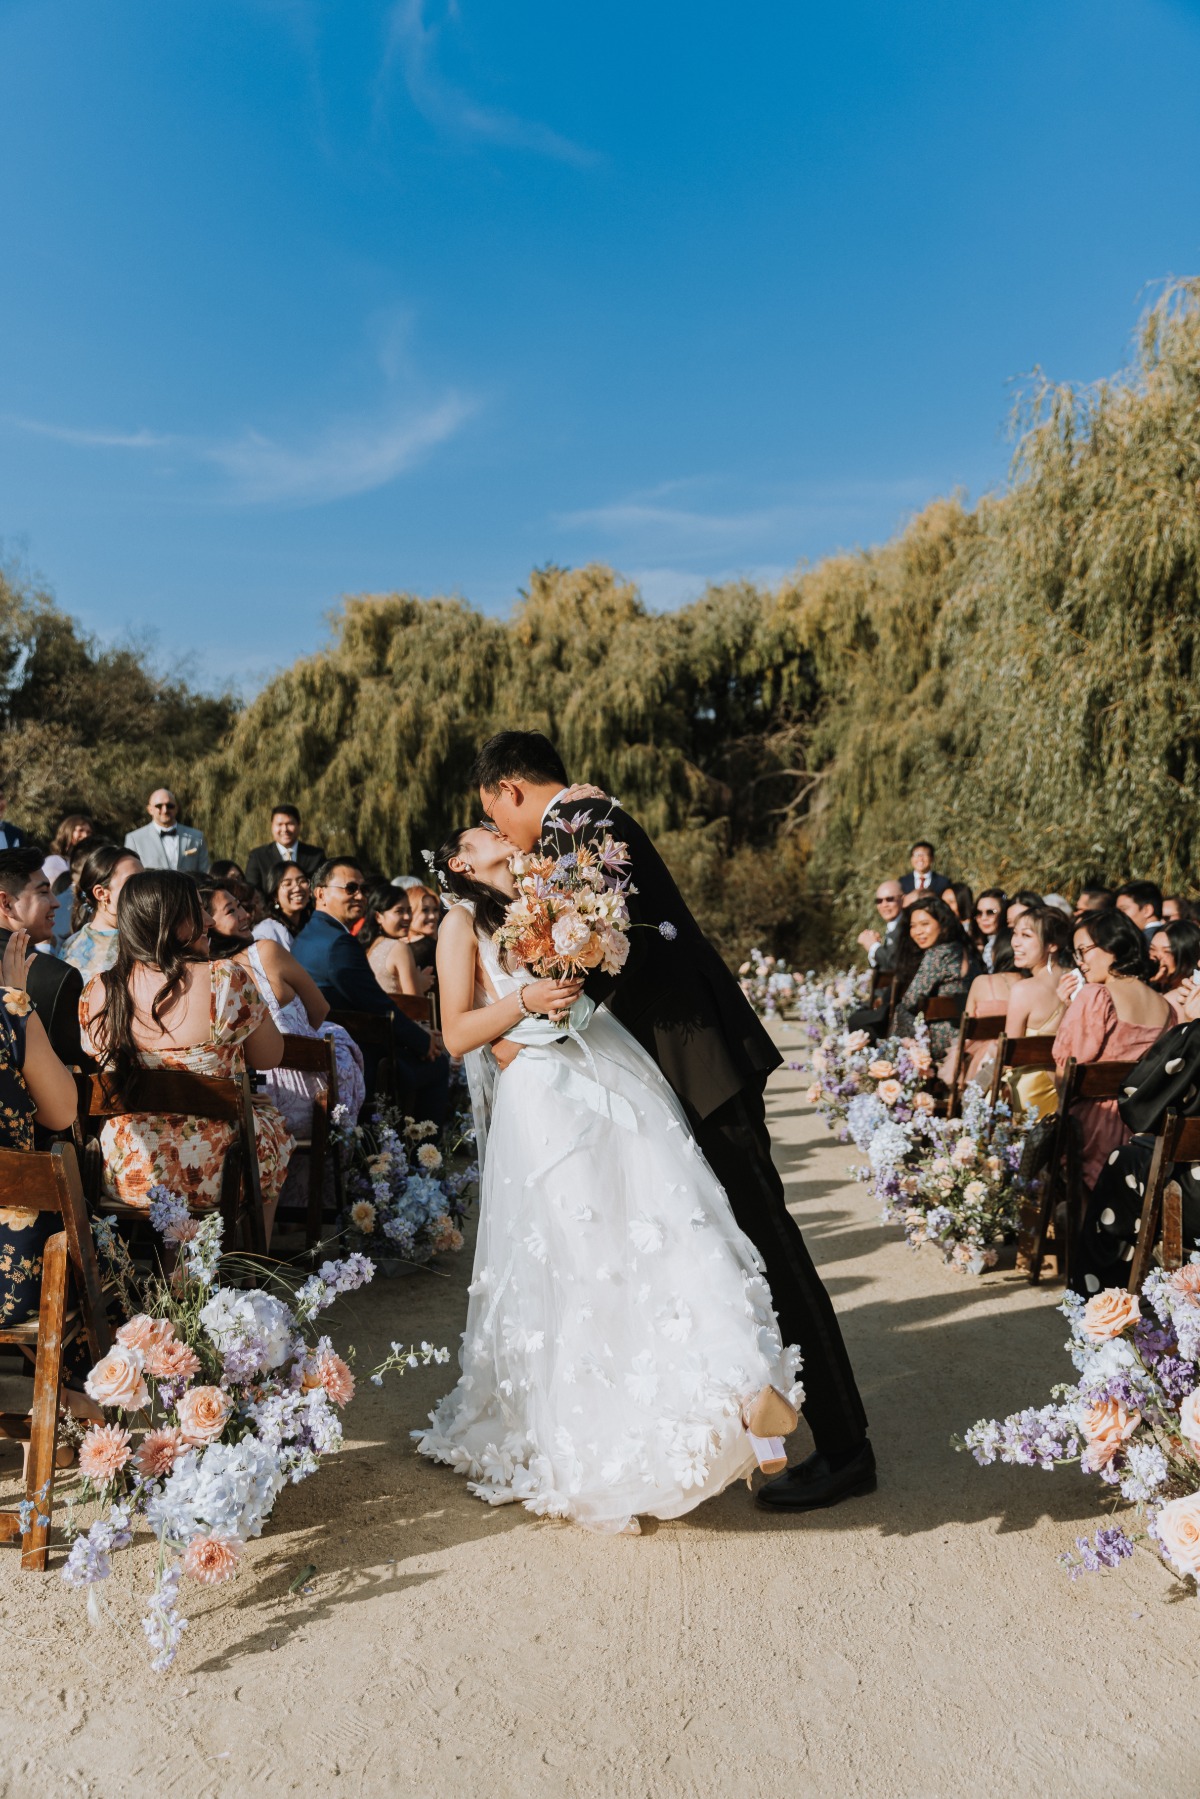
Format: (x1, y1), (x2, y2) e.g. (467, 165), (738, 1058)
(658, 921), (678, 940)
(1059, 1526), (1136, 1579)
(142, 1563), (189, 1672)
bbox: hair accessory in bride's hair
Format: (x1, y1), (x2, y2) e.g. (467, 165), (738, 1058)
(421, 846), (456, 910)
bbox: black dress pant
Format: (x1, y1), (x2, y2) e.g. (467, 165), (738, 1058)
(693, 1084), (869, 1459)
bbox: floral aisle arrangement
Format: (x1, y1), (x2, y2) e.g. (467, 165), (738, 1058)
(808, 1023), (935, 1141)
(863, 1084), (1033, 1275)
(69, 1191), (448, 1668)
(961, 1273), (1200, 1582)
(336, 1105), (477, 1268)
(737, 949), (800, 1018)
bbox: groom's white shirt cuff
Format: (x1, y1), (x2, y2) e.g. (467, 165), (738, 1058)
(541, 788), (571, 828)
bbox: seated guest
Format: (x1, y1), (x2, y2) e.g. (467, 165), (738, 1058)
(1115, 880), (1165, 943)
(43, 814), (94, 886)
(253, 860), (314, 950)
(856, 879), (903, 970)
(899, 840), (950, 896)
(1074, 885), (1116, 920)
(63, 844), (143, 980)
(202, 879), (365, 1135)
(1163, 896), (1198, 923)
(1003, 906), (1074, 1120)
(292, 859), (450, 1118)
(1052, 907), (1172, 1188)
(1149, 919), (1200, 1018)
(245, 806), (325, 896)
(954, 931), (1020, 1091)
(1005, 889), (1043, 930)
(405, 883), (443, 977)
(892, 895), (982, 1063)
(943, 881), (974, 925)
(1041, 894), (1074, 918)
(210, 858), (247, 886)
(361, 882), (435, 998)
(124, 788), (209, 874)
(79, 871), (294, 1240)
(971, 889), (1007, 970)
(0, 849), (83, 1067)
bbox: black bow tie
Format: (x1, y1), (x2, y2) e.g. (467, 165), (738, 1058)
(157, 827), (178, 837)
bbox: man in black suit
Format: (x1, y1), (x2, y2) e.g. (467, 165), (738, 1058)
(0, 789), (28, 852)
(0, 848), (83, 1066)
(244, 806), (325, 898)
(898, 840), (950, 897)
(857, 879), (904, 971)
(472, 731), (873, 1513)
(1115, 880), (1165, 945)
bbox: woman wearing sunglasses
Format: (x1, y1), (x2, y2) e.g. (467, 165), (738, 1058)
(971, 889), (1007, 969)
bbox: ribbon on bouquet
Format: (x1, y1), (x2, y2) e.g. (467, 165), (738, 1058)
(502, 995), (638, 1133)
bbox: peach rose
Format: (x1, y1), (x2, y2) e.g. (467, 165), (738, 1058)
(912, 1091), (936, 1113)
(145, 1338), (202, 1382)
(1156, 1491), (1200, 1579)
(177, 1384), (232, 1445)
(1079, 1396), (1141, 1471)
(877, 1079), (903, 1105)
(1179, 1390), (1200, 1447)
(78, 1423), (132, 1484)
(182, 1534), (242, 1585)
(1082, 1290), (1141, 1343)
(1168, 1265), (1200, 1301)
(136, 1426), (185, 1477)
(844, 1031), (870, 1054)
(84, 1344), (149, 1412)
(868, 1060), (895, 1080)
(116, 1314), (175, 1357)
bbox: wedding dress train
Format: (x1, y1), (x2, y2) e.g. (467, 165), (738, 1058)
(415, 917), (802, 1533)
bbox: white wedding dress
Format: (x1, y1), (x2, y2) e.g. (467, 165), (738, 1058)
(415, 912), (803, 1534)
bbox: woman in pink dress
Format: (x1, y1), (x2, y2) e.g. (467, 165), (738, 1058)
(1053, 908), (1173, 1188)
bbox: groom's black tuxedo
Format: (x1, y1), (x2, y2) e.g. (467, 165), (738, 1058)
(541, 797), (868, 1459)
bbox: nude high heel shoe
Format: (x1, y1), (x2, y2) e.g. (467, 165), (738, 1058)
(742, 1385), (800, 1477)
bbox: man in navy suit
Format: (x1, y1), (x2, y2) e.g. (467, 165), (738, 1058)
(0, 788), (28, 851)
(291, 857), (450, 1121)
(898, 840), (951, 897)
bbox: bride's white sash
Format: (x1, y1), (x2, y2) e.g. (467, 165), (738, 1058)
(503, 996), (638, 1132)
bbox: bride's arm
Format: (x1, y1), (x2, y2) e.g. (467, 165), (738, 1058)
(435, 906), (583, 1057)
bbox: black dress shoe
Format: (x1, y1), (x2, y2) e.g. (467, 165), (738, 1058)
(755, 1442), (877, 1512)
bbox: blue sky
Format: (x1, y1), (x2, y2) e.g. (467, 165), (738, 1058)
(2, 0), (1200, 691)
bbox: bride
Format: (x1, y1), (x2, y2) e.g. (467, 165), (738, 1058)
(413, 824), (803, 1534)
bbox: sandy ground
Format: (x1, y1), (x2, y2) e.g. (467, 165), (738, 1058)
(1, 1025), (1198, 1798)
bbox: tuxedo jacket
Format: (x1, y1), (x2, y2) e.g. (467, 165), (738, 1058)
(899, 870), (950, 896)
(124, 822), (210, 875)
(0, 823), (27, 850)
(540, 798), (781, 1124)
(0, 930), (84, 1068)
(245, 840), (325, 895)
(290, 910), (430, 1064)
(870, 917), (903, 972)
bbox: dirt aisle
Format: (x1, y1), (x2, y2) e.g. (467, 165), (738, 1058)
(2, 1028), (1198, 1798)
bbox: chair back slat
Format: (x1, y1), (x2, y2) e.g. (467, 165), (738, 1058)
(394, 994), (432, 1024)
(277, 1037), (334, 1076)
(924, 993), (966, 1024)
(83, 1070), (242, 1123)
(1005, 1038), (1057, 1069)
(1069, 1062), (1139, 1103)
(328, 1009), (393, 1051)
(1165, 1116), (1200, 1164)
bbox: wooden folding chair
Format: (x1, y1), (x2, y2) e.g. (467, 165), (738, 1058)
(273, 1036), (344, 1248)
(328, 1009), (400, 1104)
(867, 968), (896, 1032)
(1128, 1113), (1200, 1292)
(1020, 1058), (1139, 1286)
(923, 992), (966, 1029)
(947, 1013), (1005, 1116)
(78, 1068), (266, 1256)
(986, 1034), (1058, 1112)
(0, 1142), (112, 1570)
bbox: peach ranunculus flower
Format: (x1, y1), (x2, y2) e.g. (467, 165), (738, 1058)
(1079, 1397), (1141, 1471)
(1081, 1290), (1141, 1344)
(867, 1060), (895, 1080)
(78, 1422), (132, 1484)
(182, 1534), (242, 1585)
(806, 1083), (823, 1105)
(136, 1426), (185, 1477)
(876, 1080), (903, 1106)
(1167, 1265), (1200, 1301)
(951, 1138), (978, 1166)
(1155, 1491), (1200, 1579)
(116, 1315), (175, 1357)
(912, 1091), (936, 1113)
(177, 1385), (232, 1445)
(85, 1344), (149, 1412)
(1179, 1390), (1200, 1447)
(844, 1030), (871, 1054)
(145, 1338), (202, 1382)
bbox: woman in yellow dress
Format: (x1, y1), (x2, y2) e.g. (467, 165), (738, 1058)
(1003, 906), (1074, 1120)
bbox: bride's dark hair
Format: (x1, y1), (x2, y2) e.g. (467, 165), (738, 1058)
(433, 828), (511, 940)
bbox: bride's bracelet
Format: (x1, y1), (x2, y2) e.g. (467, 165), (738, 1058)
(516, 986), (534, 1019)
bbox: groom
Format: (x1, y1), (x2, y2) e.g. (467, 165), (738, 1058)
(470, 730), (874, 1511)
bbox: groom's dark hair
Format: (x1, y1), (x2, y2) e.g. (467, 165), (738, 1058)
(470, 731), (569, 792)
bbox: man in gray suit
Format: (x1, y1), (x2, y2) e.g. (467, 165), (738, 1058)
(124, 788), (210, 875)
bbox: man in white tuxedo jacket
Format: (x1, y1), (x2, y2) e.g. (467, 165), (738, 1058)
(125, 788), (210, 875)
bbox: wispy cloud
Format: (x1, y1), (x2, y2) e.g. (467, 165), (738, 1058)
(556, 476), (936, 549)
(7, 392), (478, 508)
(379, 0), (595, 165)
(8, 417), (173, 451)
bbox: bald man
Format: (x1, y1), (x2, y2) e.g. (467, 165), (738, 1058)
(124, 788), (210, 874)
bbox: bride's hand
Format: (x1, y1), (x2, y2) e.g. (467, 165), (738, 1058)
(559, 783), (609, 805)
(523, 976), (585, 1017)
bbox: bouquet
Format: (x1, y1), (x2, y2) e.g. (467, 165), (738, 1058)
(336, 1103), (477, 1267)
(960, 1270), (1200, 1584)
(496, 816), (659, 981)
(66, 1193), (447, 1669)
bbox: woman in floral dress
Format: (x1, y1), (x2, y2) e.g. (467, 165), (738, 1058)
(79, 871), (294, 1240)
